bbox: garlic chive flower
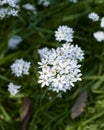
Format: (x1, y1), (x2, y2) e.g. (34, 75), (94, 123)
(100, 17), (104, 28)
(93, 31), (104, 42)
(55, 25), (74, 42)
(8, 82), (21, 96)
(8, 35), (22, 49)
(38, 43), (84, 93)
(11, 59), (31, 77)
(88, 12), (99, 22)
(0, 0), (20, 19)
(0, 0), (19, 7)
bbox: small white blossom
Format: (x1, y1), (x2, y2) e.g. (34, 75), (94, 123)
(22, 3), (37, 15)
(100, 17), (104, 28)
(0, 0), (19, 7)
(38, 0), (50, 7)
(68, 44), (84, 61)
(8, 35), (22, 49)
(88, 12), (99, 21)
(55, 25), (74, 42)
(93, 31), (104, 42)
(52, 74), (66, 92)
(38, 43), (84, 93)
(23, 61), (31, 75)
(11, 59), (31, 77)
(0, 0), (20, 19)
(8, 82), (21, 96)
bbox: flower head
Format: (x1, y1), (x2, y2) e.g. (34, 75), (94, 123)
(8, 82), (21, 96)
(0, 0), (20, 19)
(38, 43), (84, 93)
(100, 17), (104, 28)
(11, 59), (31, 77)
(88, 12), (99, 21)
(93, 31), (104, 42)
(0, 0), (19, 7)
(55, 25), (74, 42)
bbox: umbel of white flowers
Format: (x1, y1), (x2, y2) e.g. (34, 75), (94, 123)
(38, 43), (84, 93)
(0, 0), (20, 19)
(55, 25), (74, 42)
(8, 82), (21, 96)
(11, 59), (31, 77)
(100, 17), (104, 28)
(93, 31), (104, 42)
(88, 12), (99, 22)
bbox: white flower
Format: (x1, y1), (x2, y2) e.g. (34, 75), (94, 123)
(38, 47), (51, 59)
(38, 43), (84, 93)
(69, 0), (78, 3)
(38, 66), (51, 87)
(93, 31), (104, 42)
(22, 61), (31, 75)
(22, 3), (37, 15)
(55, 25), (74, 42)
(52, 74), (66, 92)
(11, 59), (31, 77)
(0, 0), (20, 19)
(100, 17), (104, 28)
(8, 82), (21, 96)
(68, 44), (84, 61)
(38, 0), (50, 7)
(11, 59), (24, 77)
(38, 76), (49, 88)
(61, 43), (84, 62)
(88, 12), (99, 21)
(0, 0), (19, 7)
(8, 35), (22, 49)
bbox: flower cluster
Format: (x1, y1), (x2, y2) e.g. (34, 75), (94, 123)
(8, 82), (21, 96)
(88, 12), (99, 21)
(8, 35), (22, 49)
(100, 17), (104, 28)
(0, 0), (20, 19)
(38, 0), (50, 7)
(93, 31), (104, 42)
(38, 43), (84, 93)
(55, 25), (74, 42)
(11, 59), (31, 77)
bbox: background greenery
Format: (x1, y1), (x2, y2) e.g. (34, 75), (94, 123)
(0, 0), (104, 129)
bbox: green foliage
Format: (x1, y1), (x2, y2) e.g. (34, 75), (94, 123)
(1, 0), (104, 130)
